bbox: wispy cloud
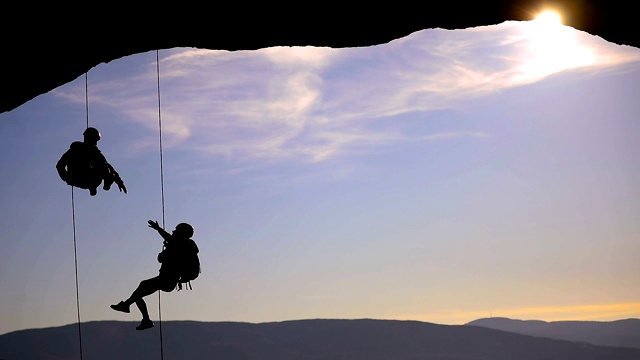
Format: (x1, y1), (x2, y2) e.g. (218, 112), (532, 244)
(53, 21), (640, 166)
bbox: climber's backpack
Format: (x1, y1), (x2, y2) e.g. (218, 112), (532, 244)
(158, 239), (201, 290)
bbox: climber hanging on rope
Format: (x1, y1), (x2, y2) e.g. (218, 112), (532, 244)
(110, 220), (200, 331)
(56, 127), (127, 196)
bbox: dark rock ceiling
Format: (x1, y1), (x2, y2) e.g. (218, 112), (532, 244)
(1, 1), (635, 115)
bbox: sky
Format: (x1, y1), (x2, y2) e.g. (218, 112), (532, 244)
(1, 14), (640, 336)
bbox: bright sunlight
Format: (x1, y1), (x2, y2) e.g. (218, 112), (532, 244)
(534, 10), (562, 25)
(515, 9), (595, 82)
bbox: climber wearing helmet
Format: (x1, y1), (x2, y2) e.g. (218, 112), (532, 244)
(56, 127), (127, 196)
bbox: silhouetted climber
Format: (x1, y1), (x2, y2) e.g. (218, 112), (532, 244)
(56, 127), (127, 196)
(110, 220), (200, 331)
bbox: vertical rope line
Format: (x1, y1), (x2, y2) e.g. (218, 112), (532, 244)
(71, 179), (84, 360)
(156, 49), (166, 360)
(157, 50), (166, 229)
(85, 73), (89, 129)
(69, 71), (90, 360)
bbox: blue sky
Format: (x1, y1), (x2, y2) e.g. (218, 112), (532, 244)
(1, 17), (640, 335)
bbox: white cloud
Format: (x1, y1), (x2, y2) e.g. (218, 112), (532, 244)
(260, 46), (335, 68)
(54, 21), (640, 167)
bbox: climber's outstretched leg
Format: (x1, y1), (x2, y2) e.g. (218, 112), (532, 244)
(110, 275), (178, 330)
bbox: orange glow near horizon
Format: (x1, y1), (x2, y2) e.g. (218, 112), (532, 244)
(394, 302), (640, 325)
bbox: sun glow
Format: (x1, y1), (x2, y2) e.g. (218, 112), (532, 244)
(534, 10), (562, 25)
(515, 9), (595, 81)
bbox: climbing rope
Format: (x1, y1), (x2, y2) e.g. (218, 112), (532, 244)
(70, 72), (91, 360)
(156, 49), (166, 360)
(156, 50), (167, 237)
(71, 58), (167, 360)
(85, 73), (89, 129)
(71, 187), (83, 360)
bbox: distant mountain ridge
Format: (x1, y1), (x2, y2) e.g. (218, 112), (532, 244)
(466, 317), (640, 349)
(2, 319), (640, 360)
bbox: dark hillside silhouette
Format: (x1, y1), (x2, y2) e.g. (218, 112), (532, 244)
(467, 317), (640, 349)
(2, 319), (640, 360)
